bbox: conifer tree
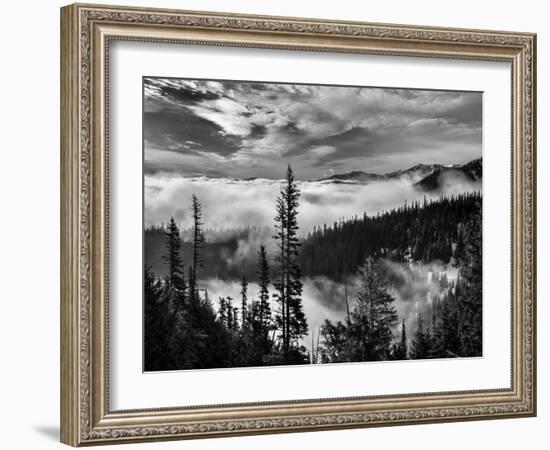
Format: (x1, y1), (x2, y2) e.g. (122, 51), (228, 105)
(232, 306), (240, 332)
(161, 220), (204, 370)
(351, 258), (398, 360)
(410, 315), (432, 359)
(392, 319), (408, 360)
(440, 290), (460, 356)
(240, 274), (248, 329)
(456, 204), (482, 356)
(189, 194), (204, 301)
(226, 297), (234, 331)
(144, 265), (169, 370)
(273, 165), (308, 362)
(163, 217), (186, 307)
(401, 319), (408, 356)
(256, 245), (272, 337)
(320, 258), (398, 363)
(218, 297), (228, 326)
(319, 319), (349, 363)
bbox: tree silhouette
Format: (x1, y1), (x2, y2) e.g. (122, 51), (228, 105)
(144, 265), (171, 370)
(189, 194), (204, 301)
(391, 319), (408, 360)
(320, 258), (398, 363)
(256, 245), (272, 338)
(350, 258), (398, 360)
(410, 315), (432, 359)
(456, 204), (482, 356)
(240, 274), (248, 329)
(163, 217), (186, 308)
(273, 165), (308, 362)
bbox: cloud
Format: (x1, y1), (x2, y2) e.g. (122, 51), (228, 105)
(201, 277), (348, 350)
(200, 260), (459, 349)
(144, 78), (222, 105)
(223, 226), (274, 268)
(144, 174), (480, 233)
(308, 145), (337, 160)
(143, 106), (242, 158)
(143, 78), (482, 180)
(187, 97), (253, 137)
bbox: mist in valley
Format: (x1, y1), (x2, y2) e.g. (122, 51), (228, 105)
(201, 258), (457, 352)
(143, 78), (483, 370)
(145, 169), (479, 356)
(144, 171), (480, 234)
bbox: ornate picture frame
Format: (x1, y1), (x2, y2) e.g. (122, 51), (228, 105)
(60, 3), (536, 446)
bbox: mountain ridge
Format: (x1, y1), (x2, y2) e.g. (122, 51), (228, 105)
(317, 158), (481, 188)
(413, 158), (482, 191)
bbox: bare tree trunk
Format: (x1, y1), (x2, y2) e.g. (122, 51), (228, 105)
(315, 327), (321, 363)
(311, 330), (315, 364)
(344, 279), (351, 324)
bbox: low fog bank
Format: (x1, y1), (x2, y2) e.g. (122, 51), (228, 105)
(380, 259), (458, 340)
(201, 259), (456, 349)
(145, 174), (480, 233)
(202, 277), (350, 351)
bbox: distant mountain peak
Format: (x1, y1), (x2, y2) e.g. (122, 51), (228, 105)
(317, 163), (439, 184)
(317, 158), (481, 186)
(414, 158), (482, 191)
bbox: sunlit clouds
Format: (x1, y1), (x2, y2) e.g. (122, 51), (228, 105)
(144, 78), (482, 180)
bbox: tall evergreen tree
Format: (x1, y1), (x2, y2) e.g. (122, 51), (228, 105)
(189, 194), (204, 301)
(163, 217), (186, 308)
(161, 220), (204, 369)
(273, 165), (308, 362)
(226, 297), (235, 331)
(440, 290), (460, 356)
(392, 319), (408, 360)
(320, 258), (398, 363)
(456, 204), (482, 356)
(256, 245), (272, 337)
(400, 319), (408, 357)
(218, 297), (228, 326)
(240, 274), (248, 329)
(144, 265), (170, 370)
(319, 319), (349, 363)
(410, 315), (432, 359)
(351, 258), (398, 360)
(232, 306), (240, 332)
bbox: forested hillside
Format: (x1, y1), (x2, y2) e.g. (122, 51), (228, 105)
(145, 192), (481, 282)
(144, 165), (482, 371)
(300, 192), (481, 280)
(414, 158), (482, 191)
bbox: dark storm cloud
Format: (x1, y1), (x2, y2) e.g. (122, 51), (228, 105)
(144, 77), (221, 104)
(143, 77), (482, 179)
(155, 83), (221, 104)
(144, 106), (241, 157)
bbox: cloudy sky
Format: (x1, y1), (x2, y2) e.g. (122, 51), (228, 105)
(144, 77), (482, 180)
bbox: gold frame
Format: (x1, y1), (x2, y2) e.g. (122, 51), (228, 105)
(60, 3), (537, 446)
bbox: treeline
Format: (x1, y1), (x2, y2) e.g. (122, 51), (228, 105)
(145, 166), (310, 371)
(300, 192), (481, 280)
(144, 193), (481, 283)
(318, 204), (482, 362)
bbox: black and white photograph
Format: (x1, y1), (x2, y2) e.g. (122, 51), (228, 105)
(143, 77), (483, 371)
